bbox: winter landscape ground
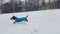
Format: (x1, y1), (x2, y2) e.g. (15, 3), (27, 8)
(0, 9), (60, 34)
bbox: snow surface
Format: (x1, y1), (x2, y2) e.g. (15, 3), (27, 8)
(0, 9), (60, 34)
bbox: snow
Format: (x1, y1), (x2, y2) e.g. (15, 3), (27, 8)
(0, 9), (60, 34)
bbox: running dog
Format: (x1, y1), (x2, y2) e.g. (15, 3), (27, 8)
(10, 15), (28, 24)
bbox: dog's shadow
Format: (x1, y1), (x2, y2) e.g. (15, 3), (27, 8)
(15, 21), (27, 25)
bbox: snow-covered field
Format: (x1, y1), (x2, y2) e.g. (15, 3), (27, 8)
(0, 9), (60, 34)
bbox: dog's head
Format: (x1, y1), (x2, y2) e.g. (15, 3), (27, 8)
(10, 16), (17, 20)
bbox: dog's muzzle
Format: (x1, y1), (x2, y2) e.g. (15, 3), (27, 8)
(10, 18), (12, 20)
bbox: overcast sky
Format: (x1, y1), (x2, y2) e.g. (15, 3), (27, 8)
(3, 0), (24, 3)
(4, 0), (24, 2)
(3, 0), (57, 3)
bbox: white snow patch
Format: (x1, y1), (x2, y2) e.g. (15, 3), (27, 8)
(0, 9), (60, 34)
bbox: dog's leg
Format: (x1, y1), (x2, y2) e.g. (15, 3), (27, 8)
(26, 19), (28, 22)
(27, 20), (28, 22)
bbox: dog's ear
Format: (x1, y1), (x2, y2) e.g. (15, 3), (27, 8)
(10, 15), (15, 20)
(10, 18), (12, 20)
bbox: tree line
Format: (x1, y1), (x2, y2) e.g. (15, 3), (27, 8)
(0, 0), (60, 13)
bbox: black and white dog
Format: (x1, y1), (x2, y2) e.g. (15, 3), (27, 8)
(10, 15), (28, 24)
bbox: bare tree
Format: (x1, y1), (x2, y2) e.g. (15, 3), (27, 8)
(57, 0), (60, 8)
(25, 0), (40, 11)
(41, 0), (46, 10)
(0, 0), (4, 13)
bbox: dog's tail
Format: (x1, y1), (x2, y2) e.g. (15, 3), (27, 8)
(26, 15), (29, 18)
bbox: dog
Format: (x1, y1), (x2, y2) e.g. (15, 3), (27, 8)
(10, 15), (28, 24)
